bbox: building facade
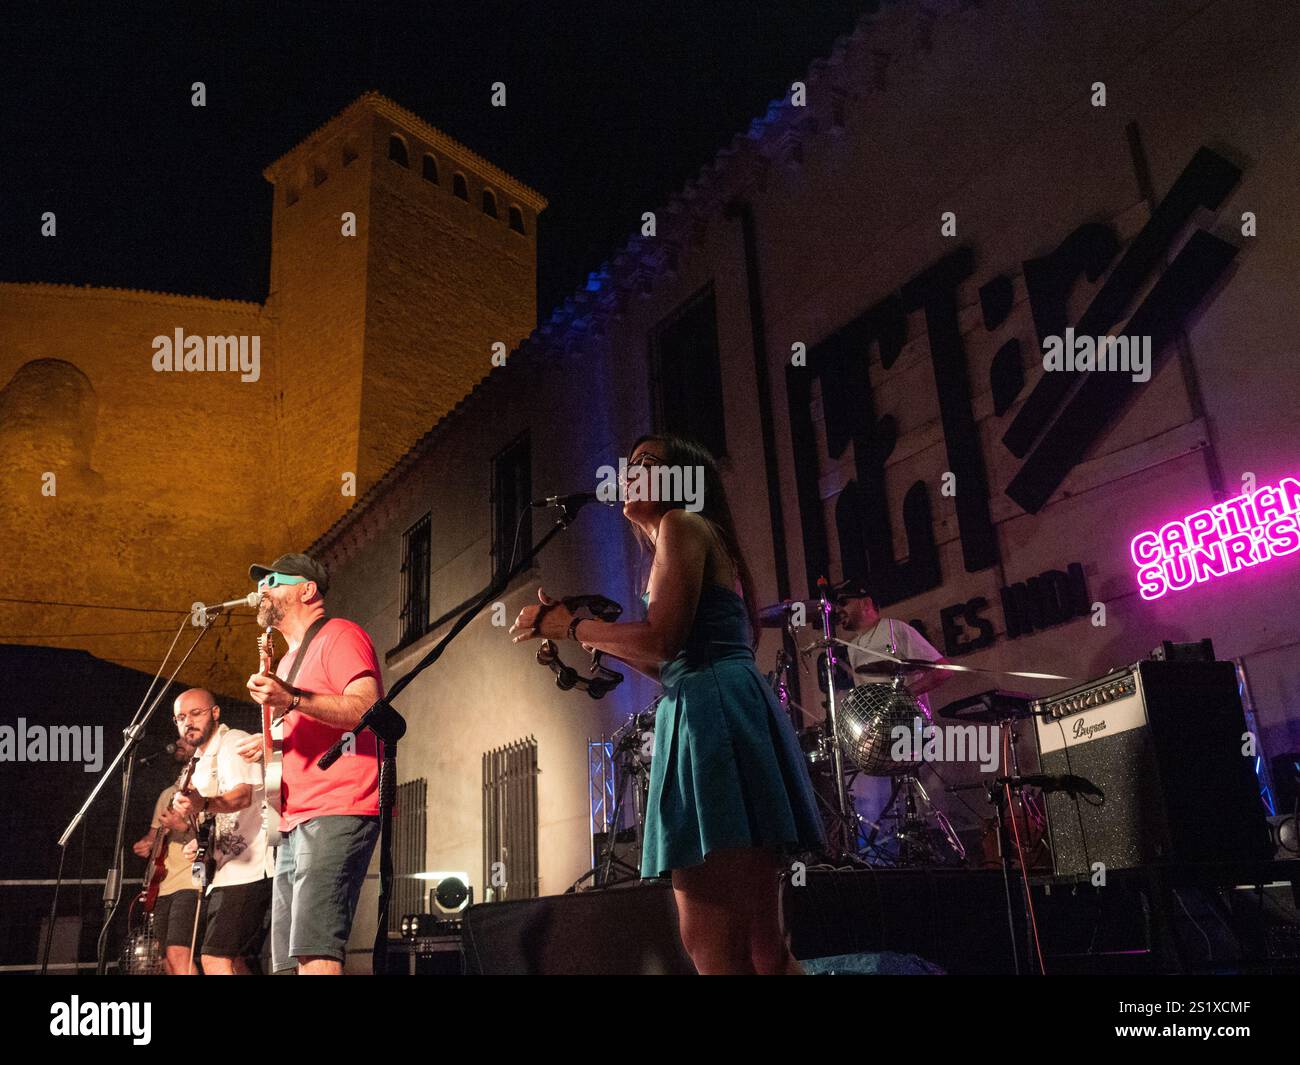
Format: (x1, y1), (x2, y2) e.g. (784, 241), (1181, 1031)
(314, 0), (1300, 913)
(0, 92), (545, 697)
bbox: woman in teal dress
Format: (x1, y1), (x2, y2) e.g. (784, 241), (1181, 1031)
(510, 434), (825, 974)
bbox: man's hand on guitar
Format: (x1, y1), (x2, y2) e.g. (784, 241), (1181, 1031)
(246, 671), (296, 712)
(158, 807), (188, 833)
(131, 836), (153, 859)
(235, 733), (264, 763)
(182, 839), (198, 862)
(172, 788), (204, 820)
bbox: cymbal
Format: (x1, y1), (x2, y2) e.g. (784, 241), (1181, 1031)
(853, 657), (938, 677)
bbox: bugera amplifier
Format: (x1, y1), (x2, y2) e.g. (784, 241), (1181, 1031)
(1033, 660), (1271, 878)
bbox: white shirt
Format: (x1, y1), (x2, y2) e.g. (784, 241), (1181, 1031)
(193, 724), (268, 890)
(845, 618), (943, 716)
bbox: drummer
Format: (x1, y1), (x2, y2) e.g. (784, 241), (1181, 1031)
(833, 578), (953, 717)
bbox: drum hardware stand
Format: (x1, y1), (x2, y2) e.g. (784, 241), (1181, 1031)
(870, 768), (966, 867)
(813, 578), (853, 832)
(569, 722), (649, 891)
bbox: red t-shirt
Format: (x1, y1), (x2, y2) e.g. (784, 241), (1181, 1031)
(274, 617), (383, 832)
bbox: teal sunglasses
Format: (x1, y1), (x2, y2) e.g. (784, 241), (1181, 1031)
(258, 572), (309, 590)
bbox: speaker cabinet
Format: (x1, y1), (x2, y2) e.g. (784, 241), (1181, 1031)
(1034, 661), (1271, 877)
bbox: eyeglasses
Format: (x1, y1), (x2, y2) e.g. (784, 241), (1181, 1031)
(258, 572), (308, 590)
(174, 705), (216, 725)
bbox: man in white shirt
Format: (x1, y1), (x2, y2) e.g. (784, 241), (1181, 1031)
(833, 578), (953, 717)
(171, 687), (270, 975)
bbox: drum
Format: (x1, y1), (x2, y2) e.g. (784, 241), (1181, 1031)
(798, 726), (832, 768)
(837, 682), (925, 776)
(613, 700), (658, 765)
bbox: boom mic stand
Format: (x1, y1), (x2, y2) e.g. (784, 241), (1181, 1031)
(316, 495), (599, 975)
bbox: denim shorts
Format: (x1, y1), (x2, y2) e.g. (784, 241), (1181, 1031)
(271, 814), (379, 972)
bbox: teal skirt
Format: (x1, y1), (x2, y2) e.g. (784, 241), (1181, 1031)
(640, 652), (826, 878)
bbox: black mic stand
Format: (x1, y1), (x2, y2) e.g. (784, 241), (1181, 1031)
(44, 610), (219, 975)
(317, 496), (597, 975)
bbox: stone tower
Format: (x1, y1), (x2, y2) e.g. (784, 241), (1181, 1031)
(263, 92), (547, 545)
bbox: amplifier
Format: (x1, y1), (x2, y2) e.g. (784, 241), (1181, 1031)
(1033, 660), (1271, 878)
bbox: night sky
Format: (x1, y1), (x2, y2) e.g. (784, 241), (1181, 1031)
(3, 1), (873, 319)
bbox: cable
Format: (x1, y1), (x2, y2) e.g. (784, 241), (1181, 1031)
(505, 504), (533, 574)
(1005, 726), (1047, 974)
(0, 620), (258, 640)
(0, 595), (188, 614)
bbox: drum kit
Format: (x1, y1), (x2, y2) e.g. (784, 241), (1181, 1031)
(595, 579), (1070, 875)
(754, 579), (1069, 869)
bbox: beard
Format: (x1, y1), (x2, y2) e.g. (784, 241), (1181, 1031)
(257, 596), (285, 629)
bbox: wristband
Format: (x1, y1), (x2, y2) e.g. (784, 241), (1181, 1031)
(567, 616), (585, 642)
(289, 691), (301, 711)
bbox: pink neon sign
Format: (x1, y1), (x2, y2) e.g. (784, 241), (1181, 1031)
(1130, 475), (1300, 600)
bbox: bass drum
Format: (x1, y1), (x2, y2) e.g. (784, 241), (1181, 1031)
(837, 683), (925, 776)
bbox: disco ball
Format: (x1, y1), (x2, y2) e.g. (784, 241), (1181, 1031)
(837, 683), (926, 776)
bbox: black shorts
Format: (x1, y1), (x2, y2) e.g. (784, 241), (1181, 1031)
(153, 889), (202, 949)
(201, 878), (272, 960)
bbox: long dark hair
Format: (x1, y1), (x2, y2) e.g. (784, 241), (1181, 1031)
(628, 434), (761, 646)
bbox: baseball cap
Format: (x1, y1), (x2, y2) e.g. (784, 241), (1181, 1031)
(832, 576), (873, 602)
(248, 552), (330, 595)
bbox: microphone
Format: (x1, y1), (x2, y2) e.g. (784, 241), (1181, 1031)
(139, 742), (177, 766)
(200, 591), (261, 612)
(1001, 773), (1104, 800)
(530, 491), (610, 509)
(191, 591), (260, 627)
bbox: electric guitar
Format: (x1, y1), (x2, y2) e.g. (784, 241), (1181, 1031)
(259, 626), (283, 847)
(134, 753), (199, 915)
(184, 762), (218, 890)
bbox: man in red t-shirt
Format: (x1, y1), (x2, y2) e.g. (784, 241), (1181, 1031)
(238, 552), (382, 975)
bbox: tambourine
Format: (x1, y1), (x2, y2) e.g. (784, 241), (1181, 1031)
(534, 594), (625, 699)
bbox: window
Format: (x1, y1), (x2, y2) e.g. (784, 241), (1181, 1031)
(651, 285), (727, 458)
(482, 188), (498, 218)
(422, 153), (439, 184)
(388, 134), (410, 167)
(453, 172), (468, 201)
(399, 513), (431, 646)
(508, 205), (526, 235)
(491, 432), (532, 585)
(342, 143), (358, 167)
(312, 165), (327, 187)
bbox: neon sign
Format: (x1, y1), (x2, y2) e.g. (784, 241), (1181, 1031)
(1130, 476), (1300, 600)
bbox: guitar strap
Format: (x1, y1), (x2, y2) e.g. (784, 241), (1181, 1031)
(283, 617), (330, 692)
